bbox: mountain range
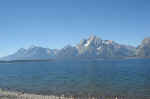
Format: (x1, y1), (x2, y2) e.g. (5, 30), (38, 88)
(1, 35), (150, 60)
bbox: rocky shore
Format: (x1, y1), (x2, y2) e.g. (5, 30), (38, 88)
(0, 89), (130, 99)
(0, 89), (69, 99)
(1, 89), (148, 99)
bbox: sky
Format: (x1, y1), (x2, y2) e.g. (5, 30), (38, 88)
(0, 0), (150, 57)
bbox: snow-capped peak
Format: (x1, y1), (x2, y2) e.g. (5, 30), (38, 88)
(103, 40), (113, 45)
(83, 35), (102, 47)
(84, 40), (91, 47)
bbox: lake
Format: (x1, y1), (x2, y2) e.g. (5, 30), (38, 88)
(0, 58), (150, 98)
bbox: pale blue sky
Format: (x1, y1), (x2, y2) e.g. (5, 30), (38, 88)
(0, 0), (150, 57)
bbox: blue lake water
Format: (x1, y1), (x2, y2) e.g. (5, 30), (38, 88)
(0, 59), (150, 98)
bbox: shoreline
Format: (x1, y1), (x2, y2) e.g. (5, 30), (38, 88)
(0, 89), (73, 99)
(0, 57), (150, 63)
(0, 89), (143, 99)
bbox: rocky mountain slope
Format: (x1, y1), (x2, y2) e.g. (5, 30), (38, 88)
(136, 37), (150, 57)
(1, 46), (58, 60)
(2, 35), (150, 60)
(76, 35), (136, 58)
